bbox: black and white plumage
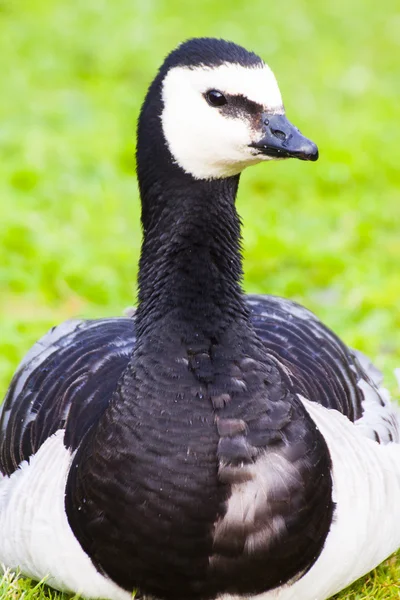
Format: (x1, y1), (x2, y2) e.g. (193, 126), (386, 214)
(1, 37), (400, 600)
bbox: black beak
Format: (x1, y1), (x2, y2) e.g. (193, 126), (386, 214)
(250, 113), (318, 161)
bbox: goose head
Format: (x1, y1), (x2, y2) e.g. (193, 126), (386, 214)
(138, 38), (318, 181)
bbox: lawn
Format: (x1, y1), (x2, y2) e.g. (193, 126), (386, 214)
(1, 0), (400, 597)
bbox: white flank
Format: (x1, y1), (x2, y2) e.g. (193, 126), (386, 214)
(161, 63), (284, 179)
(0, 431), (130, 600)
(219, 397), (400, 600)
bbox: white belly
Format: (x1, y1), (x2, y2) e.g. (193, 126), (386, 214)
(0, 430), (130, 600)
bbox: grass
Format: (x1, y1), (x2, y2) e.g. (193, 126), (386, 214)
(0, 0), (400, 597)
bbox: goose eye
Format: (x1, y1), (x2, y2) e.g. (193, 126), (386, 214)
(205, 90), (227, 107)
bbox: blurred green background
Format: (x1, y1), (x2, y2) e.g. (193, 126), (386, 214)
(1, 0), (400, 597)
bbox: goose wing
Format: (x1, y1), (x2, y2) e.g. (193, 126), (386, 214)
(248, 294), (399, 443)
(2, 294), (397, 476)
(0, 317), (136, 476)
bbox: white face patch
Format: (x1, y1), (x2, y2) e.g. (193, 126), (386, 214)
(161, 62), (284, 180)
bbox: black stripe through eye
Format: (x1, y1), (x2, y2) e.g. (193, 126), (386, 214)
(226, 95), (261, 116)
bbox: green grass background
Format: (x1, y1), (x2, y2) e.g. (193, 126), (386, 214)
(1, 0), (400, 597)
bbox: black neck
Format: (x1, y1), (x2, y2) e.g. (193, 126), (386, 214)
(135, 171), (251, 343)
(134, 73), (251, 345)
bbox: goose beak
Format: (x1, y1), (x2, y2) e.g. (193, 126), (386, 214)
(250, 113), (319, 161)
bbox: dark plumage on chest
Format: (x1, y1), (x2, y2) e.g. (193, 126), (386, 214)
(65, 326), (333, 600)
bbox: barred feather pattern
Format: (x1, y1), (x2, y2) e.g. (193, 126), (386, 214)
(1, 295), (397, 478)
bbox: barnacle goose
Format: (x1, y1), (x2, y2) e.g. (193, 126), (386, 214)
(1, 37), (400, 600)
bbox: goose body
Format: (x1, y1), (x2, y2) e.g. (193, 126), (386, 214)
(1, 38), (400, 600)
